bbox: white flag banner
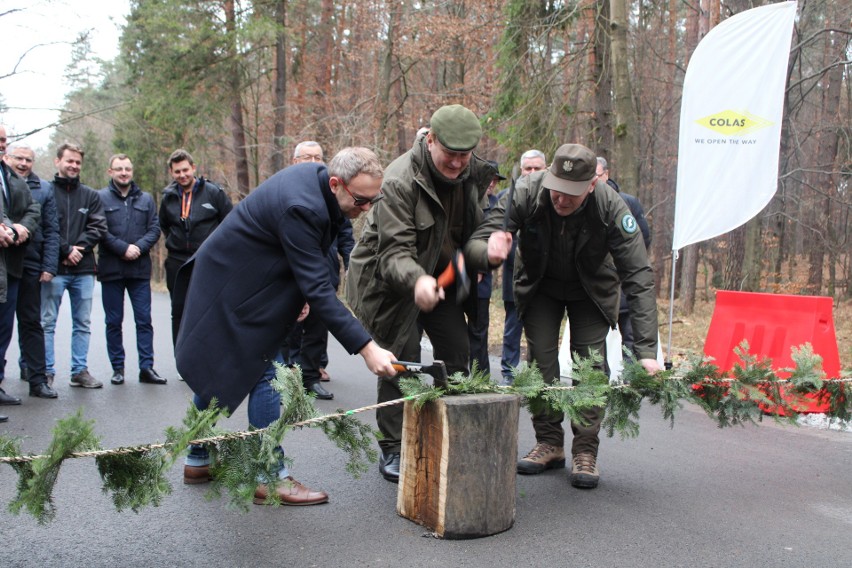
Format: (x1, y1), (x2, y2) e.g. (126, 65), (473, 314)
(672, 1), (797, 251)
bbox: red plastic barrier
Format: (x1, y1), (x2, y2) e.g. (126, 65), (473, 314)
(703, 290), (840, 413)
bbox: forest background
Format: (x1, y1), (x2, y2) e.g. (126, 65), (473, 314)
(1, 0), (850, 364)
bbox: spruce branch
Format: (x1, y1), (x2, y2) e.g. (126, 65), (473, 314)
(786, 343), (826, 392)
(0, 437), (35, 511)
(398, 374), (443, 408)
(163, 399), (226, 467)
(542, 351), (609, 427)
(9, 409), (100, 524)
(446, 363), (496, 394)
(274, 363), (320, 423)
(96, 449), (172, 512)
(824, 381), (851, 423)
(208, 432), (283, 511)
(319, 414), (380, 478)
(95, 397), (229, 514)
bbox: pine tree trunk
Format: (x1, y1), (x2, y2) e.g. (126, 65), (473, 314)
(609, 0), (639, 191)
(224, 0), (250, 199)
(680, 244), (699, 314)
(269, 0), (288, 176)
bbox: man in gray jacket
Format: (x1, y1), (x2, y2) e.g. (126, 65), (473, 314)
(469, 143), (661, 490)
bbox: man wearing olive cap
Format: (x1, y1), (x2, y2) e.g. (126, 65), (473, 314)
(347, 104), (498, 482)
(468, 143), (661, 489)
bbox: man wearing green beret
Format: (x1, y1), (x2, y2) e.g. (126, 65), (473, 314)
(347, 104), (498, 482)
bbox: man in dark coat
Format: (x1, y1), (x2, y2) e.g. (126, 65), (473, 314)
(175, 147), (396, 506)
(0, 136), (42, 409)
(3, 142), (60, 400)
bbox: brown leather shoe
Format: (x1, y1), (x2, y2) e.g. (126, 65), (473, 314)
(319, 367), (331, 382)
(183, 464), (212, 485)
(253, 477), (329, 506)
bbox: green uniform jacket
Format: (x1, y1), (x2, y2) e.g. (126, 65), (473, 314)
(346, 137), (497, 355)
(467, 172), (659, 360)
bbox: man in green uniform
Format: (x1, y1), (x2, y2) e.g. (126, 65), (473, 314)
(347, 105), (497, 482)
(468, 143), (661, 489)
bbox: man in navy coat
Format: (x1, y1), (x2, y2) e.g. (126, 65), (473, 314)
(175, 147), (397, 506)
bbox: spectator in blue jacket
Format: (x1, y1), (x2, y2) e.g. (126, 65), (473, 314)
(98, 154), (164, 385)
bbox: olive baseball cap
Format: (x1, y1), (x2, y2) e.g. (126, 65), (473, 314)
(542, 143), (597, 196)
(429, 105), (483, 152)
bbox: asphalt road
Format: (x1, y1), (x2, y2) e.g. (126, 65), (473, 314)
(1, 286), (850, 567)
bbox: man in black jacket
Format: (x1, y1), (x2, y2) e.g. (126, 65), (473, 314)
(42, 143), (107, 389)
(3, 142), (60, 399)
(0, 136), (43, 408)
(98, 154), (163, 386)
(159, 148), (232, 345)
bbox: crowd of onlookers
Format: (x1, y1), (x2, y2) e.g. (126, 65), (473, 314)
(0, 124), (241, 422)
(1, 107), (656, 501)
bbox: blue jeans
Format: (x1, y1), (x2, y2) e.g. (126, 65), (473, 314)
(101, 278), (155, 371)
(501, 301), (523, 381)
(187, 354), (288, 480)
(41, 274), (95, 376)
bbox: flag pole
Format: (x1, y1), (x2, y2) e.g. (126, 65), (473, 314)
(666, 249), (679, 370)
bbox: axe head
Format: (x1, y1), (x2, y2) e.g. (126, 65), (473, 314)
(391, 360), (449, 389)
(436, 250), (471, 304)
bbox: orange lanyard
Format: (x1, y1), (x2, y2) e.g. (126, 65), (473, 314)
(180, 189), (193, 220)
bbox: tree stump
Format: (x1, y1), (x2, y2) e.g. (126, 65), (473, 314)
(397, 393), (520, 539)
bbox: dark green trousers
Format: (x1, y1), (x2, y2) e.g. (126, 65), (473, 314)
(376, 299), (470, 454)
(523, 293), (610, 456)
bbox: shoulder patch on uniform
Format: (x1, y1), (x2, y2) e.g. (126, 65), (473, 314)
(621, 214), (638, 234)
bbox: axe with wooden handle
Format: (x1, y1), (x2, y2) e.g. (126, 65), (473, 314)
(391, 360), (449, 389)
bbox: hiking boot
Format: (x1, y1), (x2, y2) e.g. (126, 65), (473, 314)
(517, 443), (565, 474)
(70, 369), (103, 389)
(570, 452), (600, 489)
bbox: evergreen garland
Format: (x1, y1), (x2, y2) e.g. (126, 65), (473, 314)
(0, 342), (849, 524)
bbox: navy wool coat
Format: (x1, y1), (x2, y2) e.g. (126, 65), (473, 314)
(174, 163), (372, 412)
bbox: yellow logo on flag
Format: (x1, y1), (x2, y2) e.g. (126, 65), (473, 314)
(696, 110), (773, 136)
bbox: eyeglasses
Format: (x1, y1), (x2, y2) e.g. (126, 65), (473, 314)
(295, 154), (324, 163)
(339, 180), (384, 207)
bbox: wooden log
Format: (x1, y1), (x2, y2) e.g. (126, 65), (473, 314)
(397, 393), (520, 539)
